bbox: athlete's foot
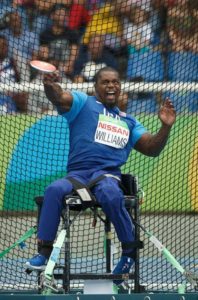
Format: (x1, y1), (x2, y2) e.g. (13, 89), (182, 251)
(25, 254), (48, 270)
(113, 256), (134, 285)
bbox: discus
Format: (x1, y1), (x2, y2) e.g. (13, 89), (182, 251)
(30, 60), (56, 73)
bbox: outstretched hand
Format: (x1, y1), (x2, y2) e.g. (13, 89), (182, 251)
(158, 98), (176, 127)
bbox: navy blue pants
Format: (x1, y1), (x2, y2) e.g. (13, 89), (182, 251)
(38, 169), (135, 244)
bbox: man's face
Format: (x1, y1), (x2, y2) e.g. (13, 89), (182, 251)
(95, 71), (121, 108)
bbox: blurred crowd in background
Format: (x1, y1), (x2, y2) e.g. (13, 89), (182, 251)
(0, 0), (198, 114)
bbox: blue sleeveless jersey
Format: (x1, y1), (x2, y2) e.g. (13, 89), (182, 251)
(61, 91), (147, 172)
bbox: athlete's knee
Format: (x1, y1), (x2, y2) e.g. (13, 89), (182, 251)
(97, 183), (123, 209)
(44, 179), (72, 200)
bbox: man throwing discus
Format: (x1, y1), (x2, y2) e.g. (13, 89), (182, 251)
(25, 66), (176, 285)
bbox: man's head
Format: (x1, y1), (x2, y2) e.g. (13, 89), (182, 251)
(94, 67), (121, 108)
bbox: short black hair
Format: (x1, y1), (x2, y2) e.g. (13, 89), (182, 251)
(94, 67), (120, 83)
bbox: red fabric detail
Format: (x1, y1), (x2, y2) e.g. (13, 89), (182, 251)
(69, 4), (91, 30)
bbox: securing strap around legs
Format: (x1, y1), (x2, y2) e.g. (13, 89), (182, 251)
(38, 240), (53, 258)
(67, 177), (96, 204)
(121, 241), (144, 259)
(122, 241), (144, 250)
(87, 173), (128, 195)
(87, 174), (121, 189)
(67, 174), (121, 206)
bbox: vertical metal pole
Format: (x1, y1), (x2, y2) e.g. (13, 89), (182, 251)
(35, 196), (43, 291)
(134, 195), (141, 292)
(63, 204), (71, 293)
(105, 218), (112, 273)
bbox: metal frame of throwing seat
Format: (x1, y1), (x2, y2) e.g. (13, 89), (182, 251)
(35, 173), (144, 294)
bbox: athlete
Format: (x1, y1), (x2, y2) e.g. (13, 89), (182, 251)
(25, 67), (176, 285)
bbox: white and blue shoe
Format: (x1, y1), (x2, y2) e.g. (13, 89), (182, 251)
(113, 256), (134, 285)
(25, 254), (48, 270)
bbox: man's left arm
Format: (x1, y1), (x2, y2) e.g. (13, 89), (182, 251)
(134, 98), (176, 157)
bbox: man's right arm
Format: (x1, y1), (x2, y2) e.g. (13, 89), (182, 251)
(43, 72), (73, 113)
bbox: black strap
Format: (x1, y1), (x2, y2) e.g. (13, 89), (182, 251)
(67, 177), (96, 203)
(122, 241), (144, 250)
(87, 174), (107, 189)
(87, 174), (126, 194)
(67, 174), (121, 206)
(87, 174), (120, 189)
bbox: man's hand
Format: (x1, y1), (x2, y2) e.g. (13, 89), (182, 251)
(43, 71), (60, 85)
(43, 70), (73, 113)
(158, 98), (176, 127)
(43, 71), (63, 106)
(135, 98), (176, 157)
